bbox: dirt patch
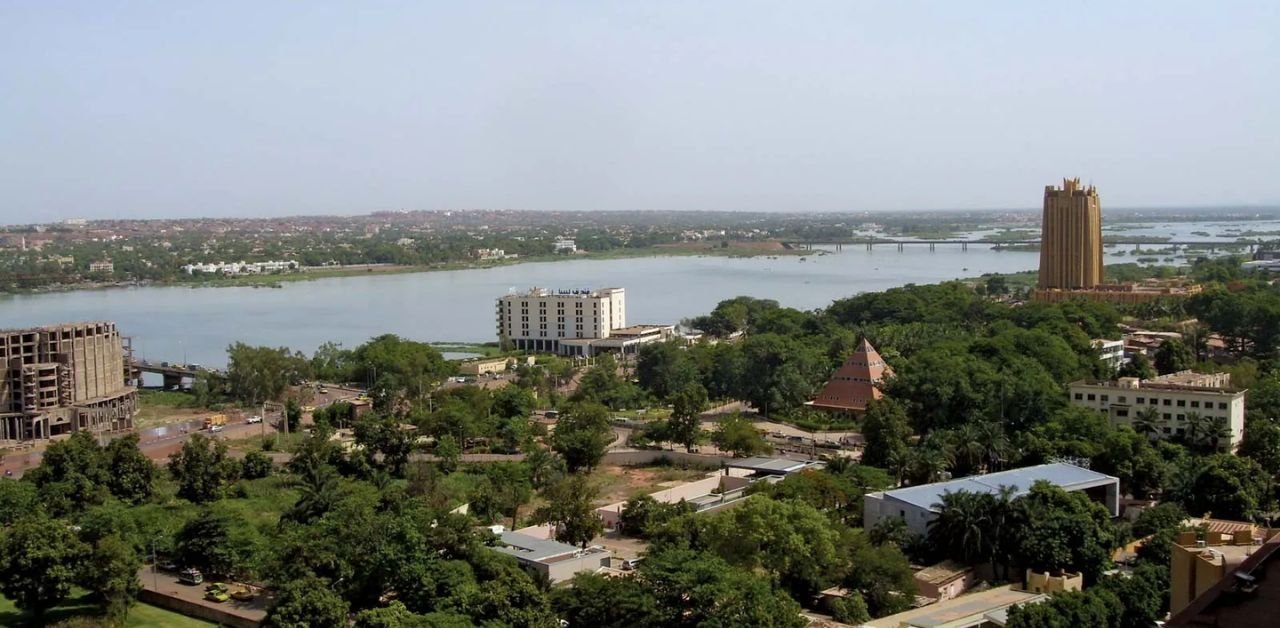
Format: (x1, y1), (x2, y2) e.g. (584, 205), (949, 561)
(592, 465), (710, 505)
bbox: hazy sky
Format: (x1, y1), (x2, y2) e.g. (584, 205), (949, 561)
(2, 1), (1277, 222)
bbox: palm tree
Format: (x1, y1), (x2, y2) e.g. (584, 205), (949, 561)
(1133, 407), (1161, 440)
(1200, 416), (1233, 452)
(284, 462), (340, 525)
(928, 491), (990, 564)
(886, 447), (912, 487)
(1184, 411), (1207, 448)
(977, 422), (1011, 472)
(911, 445), (954, 485)
(951, 425), (986, 475)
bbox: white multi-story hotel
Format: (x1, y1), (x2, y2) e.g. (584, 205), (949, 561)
(1068, 371), (1246, 451)
(496, 287), (673, 356)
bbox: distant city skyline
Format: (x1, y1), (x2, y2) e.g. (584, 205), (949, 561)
(2, 1), (1277, 222)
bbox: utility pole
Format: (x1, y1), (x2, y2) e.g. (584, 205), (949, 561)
(151, 537), (159, 591)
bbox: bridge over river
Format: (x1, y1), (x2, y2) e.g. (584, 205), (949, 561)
(126, 358), (222, 389)
(782, 238), (1266, 252)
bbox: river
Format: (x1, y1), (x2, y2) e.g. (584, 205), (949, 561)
(0, 218), (1275, 367)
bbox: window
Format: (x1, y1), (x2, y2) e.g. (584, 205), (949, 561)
(1163, 413), (1172, 421)
(1136, 397), (1145, 404)
(1116, 409), (1129, 417)
(1087, 394), (1096, 401)
(1163, 399), (1172, 406)
(1118, 396), (1127, 404)
(1074, 393), (1083, 400)
(1218, 402), (1228, 410)
(1162, 427), (1172, 434)
(1176, 414), (1185, 421)
(1101, 395), (1109, 402)
(1190, 401), (1200, 408)
(1176, 399), (1185, 407)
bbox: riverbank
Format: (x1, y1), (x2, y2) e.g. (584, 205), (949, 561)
(0, 241), (803, 296)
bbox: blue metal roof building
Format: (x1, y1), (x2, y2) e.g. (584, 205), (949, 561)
(863, 463), (1120, 537)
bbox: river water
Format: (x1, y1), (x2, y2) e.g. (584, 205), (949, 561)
(1, 219), (1275, 367)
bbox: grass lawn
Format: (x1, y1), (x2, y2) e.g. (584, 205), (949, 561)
(0, 592), (213, 627)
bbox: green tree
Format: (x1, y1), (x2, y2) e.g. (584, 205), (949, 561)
(668, 383), (709, 452)
(23, 430), (107, 516)
(1240, 417), (1280, 476)
(81, 533), (141, 622)
(860, 398), (912, 469)
(351, 334), (450, 410)
(1015, 482), (1117, 583)
(830, 593), (872, 624)
(284, 462), (341, 525)
(1154, 338), (1195, 374)
(0, 515), (89, 617)
(354, 602), (472, 628)
(168, 433), (240, 503)
(1117, 352), (1155, 380)
(843, 533), (917, 618)
(549, 403), (612, 472)
(1168, 454), (1274, 521)
(0, 480), (40, 526)
(103, 433), (156, 504)
(552, 573), (664, 628)
(263, 576), (350, 628)
(532, 475), (603, 548)
(637, 341), (701, 400)
(618, 494), (696, 538)
(642, 548), (806, 628)
(354, 413), (414, 476)
(241, 450), (274, 480)
(226, 342), (308, 405)
(175, 508), (238, 577)
(700, 496), (848, 599)
(434, 434), (461, 474)
(476, 462), (533, 528)
(710, 414), (771, 457)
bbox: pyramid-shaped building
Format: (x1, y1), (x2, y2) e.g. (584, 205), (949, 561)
(808, 338), (893, 415)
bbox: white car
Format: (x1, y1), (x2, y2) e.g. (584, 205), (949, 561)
(246, 415), (263, 424)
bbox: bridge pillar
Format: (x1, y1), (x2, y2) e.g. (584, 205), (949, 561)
(836, 243), (842, 252)
(867, 241), (873, 251)
(897, 243), (903, 252)
(962, 242), (968, 252)
(163, 374), (183, 390)
(929, 243), (935, 252)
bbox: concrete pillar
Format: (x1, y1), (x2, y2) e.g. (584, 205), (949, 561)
(163, 374), (182, 390)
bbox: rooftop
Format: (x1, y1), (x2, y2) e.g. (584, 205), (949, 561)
(864, 585), (1046, 628)
(1169, 536), (1280, 627)
(873, 463), (1116, 512)
(914, 560), (974, 586)
(724, 456), (819, 475)
(494, 532), (586, 563)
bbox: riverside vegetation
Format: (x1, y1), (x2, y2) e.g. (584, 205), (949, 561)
(2, 256), (1280, 626)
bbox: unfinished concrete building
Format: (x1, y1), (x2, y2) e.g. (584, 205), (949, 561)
(0, 321), (137, 441)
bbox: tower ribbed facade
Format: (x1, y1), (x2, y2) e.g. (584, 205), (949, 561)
(1038, 178), (1103, 290)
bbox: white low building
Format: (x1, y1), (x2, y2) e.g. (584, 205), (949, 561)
(1092, 338), (1126, 373)
(864, 463), (1120, 538)
(492, 531), (610, 584)
(1068, 371), (1247, 451)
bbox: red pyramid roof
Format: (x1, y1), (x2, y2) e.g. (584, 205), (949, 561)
(809, 339), (892, 413)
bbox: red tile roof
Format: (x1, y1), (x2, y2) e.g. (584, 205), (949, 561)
(809, 339), (892, 413)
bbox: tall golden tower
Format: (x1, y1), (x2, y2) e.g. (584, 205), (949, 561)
(1038, 178), (1103, 290)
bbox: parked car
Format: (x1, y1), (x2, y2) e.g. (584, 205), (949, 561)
(621, 557), (644, 571)
(204, 583), (230, 603)
(231, 586), (257, 602)
(246, 415), (263, 424)
(178, 568), (204, 585)
(318, 386), (329, 394)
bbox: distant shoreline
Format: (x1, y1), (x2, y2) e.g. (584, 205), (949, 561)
(0, 243), (803, 297)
